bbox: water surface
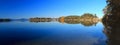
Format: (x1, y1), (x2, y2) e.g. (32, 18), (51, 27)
(0, 21), (106, 45)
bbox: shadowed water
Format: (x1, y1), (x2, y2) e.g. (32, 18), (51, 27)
(0, 20), (107, 45)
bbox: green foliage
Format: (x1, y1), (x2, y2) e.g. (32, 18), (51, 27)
(81, 13), (98, 19)
(64, 13), (98, 19)
(62, 13), (99, 26)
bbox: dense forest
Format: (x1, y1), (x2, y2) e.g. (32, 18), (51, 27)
(102, 0), (120, 25)
(59, 13), (99, 26)
(29, 13), (99, 26)
(64, 13), (98, 19)
(102, 0), (120, 45)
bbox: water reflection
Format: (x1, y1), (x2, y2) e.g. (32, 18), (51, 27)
(0, 18), (29, 22)
(0, 20), (106, 45)
(30, 18), (98, 26)
(103, 21), (120, 45)
(0, 19), (11, 22)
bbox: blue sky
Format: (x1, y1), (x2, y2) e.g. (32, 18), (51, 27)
(0, 0), (106, 18)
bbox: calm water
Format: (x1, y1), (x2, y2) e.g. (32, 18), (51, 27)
(0, 21), (107, 45)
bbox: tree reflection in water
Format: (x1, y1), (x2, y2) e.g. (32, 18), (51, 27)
(103, 20), (120, 45)
(30, 18), (99, 27)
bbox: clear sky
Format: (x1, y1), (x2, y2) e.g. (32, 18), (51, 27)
(0, 0), (106, 18)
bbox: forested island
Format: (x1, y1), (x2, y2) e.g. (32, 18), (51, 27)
(30, 18), (52, 22)
(59, 13), (99, 26)
(29, 13), (100, 26)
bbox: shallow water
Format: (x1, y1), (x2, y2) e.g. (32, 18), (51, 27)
(0, 21), (107, 45)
